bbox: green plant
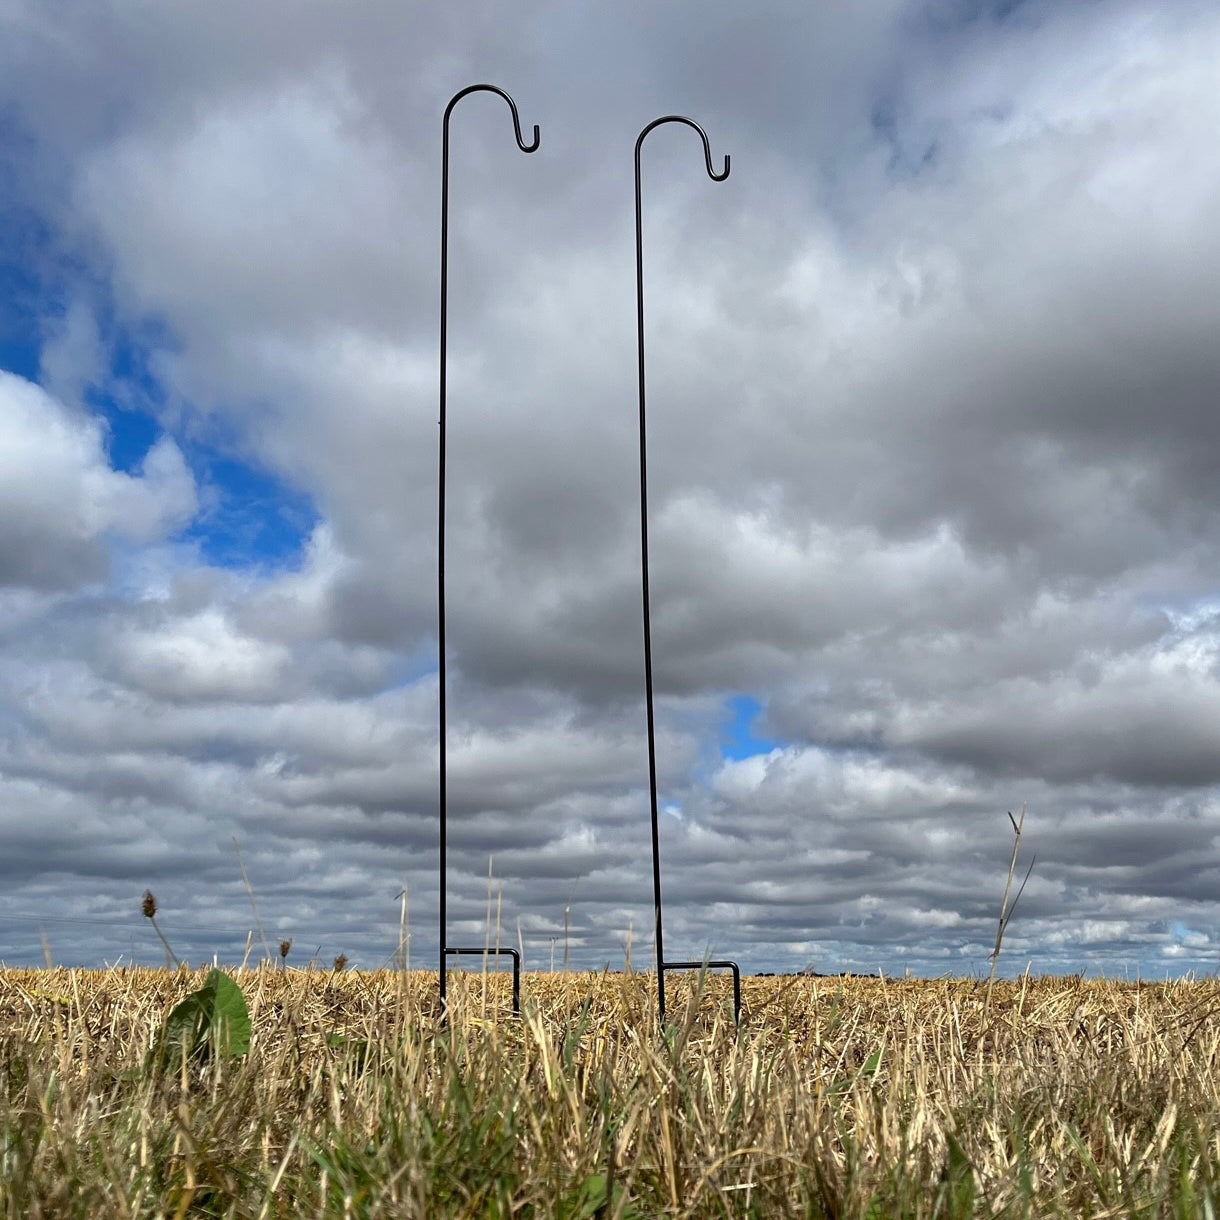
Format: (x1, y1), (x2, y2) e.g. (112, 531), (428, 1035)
(559, 1171), (642, 1219)
(152, 967), (251, 1069)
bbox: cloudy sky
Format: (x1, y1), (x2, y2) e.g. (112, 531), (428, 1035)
(2, 0), (1219, 978)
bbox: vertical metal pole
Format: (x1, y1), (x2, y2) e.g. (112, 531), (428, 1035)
(439, 86), (539, 1020)
(634, 117), (730, 1026)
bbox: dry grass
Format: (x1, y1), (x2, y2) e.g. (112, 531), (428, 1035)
(2, 965), (1219, 1217)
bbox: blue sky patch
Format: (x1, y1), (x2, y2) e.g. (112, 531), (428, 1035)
(92, 324), (176, 472)
(0, 261), (318, 573)
(1169, 919), (1207, 945)
(182, 446), (318, 570)
(721, 694), (784, 762)
(0, 255), (42, 382)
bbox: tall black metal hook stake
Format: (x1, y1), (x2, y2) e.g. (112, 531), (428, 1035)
(635, 117), (740, 1026)
(438, 85), (539, 1020)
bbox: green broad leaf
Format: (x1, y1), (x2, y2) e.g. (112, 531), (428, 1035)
(862, 1194), (887, 1220)
(936, 1130), (977, 1218)
(561, 1172), (641, 1220)
(156, 969), (250, 1067)
(829, 1044), (884, 1095)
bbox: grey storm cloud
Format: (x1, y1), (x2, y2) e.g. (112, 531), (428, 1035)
(0, 0), (1219, 975)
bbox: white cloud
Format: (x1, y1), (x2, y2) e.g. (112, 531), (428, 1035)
(0, 372), (196, 590)
(39, 297), (107, 405)
(2, 0), (1220, 973)
(102, 606), (292, 703)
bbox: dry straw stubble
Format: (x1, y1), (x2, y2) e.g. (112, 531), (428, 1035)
(1, 966), (1219, 1216)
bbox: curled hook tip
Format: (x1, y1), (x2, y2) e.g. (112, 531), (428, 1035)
(636, 115), (730, 184)
(444, 84), (540, 154)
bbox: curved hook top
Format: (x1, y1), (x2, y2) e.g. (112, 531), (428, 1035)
(444, 83), (540, 152)
(635, 115), (729, 180)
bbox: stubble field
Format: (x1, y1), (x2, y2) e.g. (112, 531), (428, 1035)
(2, 964), (1219, 1217)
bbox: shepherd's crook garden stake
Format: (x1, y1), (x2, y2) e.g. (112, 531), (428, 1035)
(634, 116), (741, 1025)
(437, 84), (538, 1019)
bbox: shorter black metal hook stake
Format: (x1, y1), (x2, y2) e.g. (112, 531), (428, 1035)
(438, 84), (539, 1022)
(634, 116), (740, 1026)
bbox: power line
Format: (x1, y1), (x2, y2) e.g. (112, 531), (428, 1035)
(0, 911), (388, 940)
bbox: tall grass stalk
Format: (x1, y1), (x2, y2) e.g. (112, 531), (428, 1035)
(985, 805), (1035, 1019)
(140, 890), (179, 970)
(233, 837), (273, 964)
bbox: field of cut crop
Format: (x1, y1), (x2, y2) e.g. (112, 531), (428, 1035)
(2, 965), (1219, 1217)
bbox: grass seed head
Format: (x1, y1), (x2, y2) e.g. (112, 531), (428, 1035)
(142, 890), (157, 919)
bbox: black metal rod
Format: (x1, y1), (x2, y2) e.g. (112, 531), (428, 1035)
(439, 86), (539, 1021)
(634, 116), (735, 1026)
(444, 947), (522, 1016)
(660, 960), (741, 1025)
